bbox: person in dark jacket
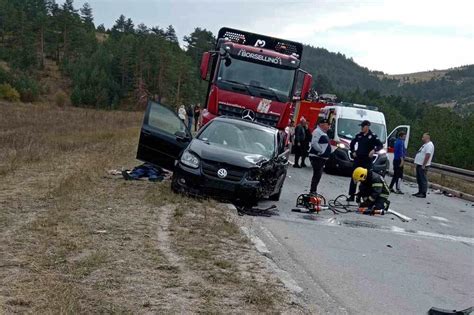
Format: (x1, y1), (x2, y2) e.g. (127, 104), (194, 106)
(389, 131), (407, 194)
(293, 118), (308, 168)
(186, 105), (194, 129)
(193, 104), (201, 131)
(308, 119), (331, 194)
(352, 167), (390, 211)
(347, 120), (383, 201)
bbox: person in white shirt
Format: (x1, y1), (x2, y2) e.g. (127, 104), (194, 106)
(413, 133), (435, 198)
(178, 105), (187, 124)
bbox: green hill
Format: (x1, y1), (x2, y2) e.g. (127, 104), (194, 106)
(301, 45), (474, 114)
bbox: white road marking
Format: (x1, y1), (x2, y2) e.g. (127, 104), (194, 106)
(240, 226), (303, 294)
(265, 259), (304, 294)
(431, 216), (450, 222)
(390, 226), (405, 233)
(390, 226), (474, 244)
(260, 226), (281, 245)
(240, 226), (271, 256)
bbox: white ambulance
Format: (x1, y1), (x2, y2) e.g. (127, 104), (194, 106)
(319, 102), (410, 175)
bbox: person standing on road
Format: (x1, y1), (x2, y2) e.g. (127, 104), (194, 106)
(293, 118), (307, 168)
(413, 133), (435, 198)
(285, 119), (295, 153)
(193, 104), (201, 131)
(389, 131), (407, 194)
(347, 120), (383, 202)
(178, 105), (187, 125)
(186, 105), (194, 130)
(301, 122), (312, 168)
(308, 119), (331, 194)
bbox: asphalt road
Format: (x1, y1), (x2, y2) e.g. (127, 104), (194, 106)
(243, 161), (474, 314)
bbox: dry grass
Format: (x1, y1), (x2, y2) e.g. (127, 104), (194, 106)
(0, 102), (300, 313)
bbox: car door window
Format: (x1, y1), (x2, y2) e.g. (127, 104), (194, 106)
(388, 126), (409, 149)
(293, 70), (305, 99)
(148, 104), (186, 135)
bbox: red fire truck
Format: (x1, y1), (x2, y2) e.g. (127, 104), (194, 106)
(293, 94), (338, 131)
(199, 27), (312, 130)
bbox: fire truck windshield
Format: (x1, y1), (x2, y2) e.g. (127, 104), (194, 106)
(216, 57), (295, 102)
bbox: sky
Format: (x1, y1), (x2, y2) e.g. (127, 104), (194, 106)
(64, 0), (474, 74)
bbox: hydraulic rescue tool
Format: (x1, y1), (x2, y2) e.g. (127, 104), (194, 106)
(292, 193), (412, 222)
(292, 193), (328, 213)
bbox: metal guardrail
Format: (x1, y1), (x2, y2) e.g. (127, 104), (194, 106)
(405, 157), (474, 182)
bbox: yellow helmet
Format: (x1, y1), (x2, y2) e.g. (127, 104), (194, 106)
(352, 167), (368, 182)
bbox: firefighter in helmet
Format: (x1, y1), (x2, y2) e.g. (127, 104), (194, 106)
(352, 167), (390, 213)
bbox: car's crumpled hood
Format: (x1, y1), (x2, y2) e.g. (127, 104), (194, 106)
(188, 140), (269, 168)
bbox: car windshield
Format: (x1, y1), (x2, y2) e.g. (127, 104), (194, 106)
(337, 118), (387, 143)
(217, 57), (295, 101)
(198, 120), (275, 159)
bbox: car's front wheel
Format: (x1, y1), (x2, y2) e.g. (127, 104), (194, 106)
(269, 187), (282, 201)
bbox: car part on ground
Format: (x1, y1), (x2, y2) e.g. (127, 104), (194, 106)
(428, 306), (473, 315)
(237, 204), (278, 217)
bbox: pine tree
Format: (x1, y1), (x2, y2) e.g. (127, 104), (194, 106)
(112, 14), (126, 33)
(136, 23), (148, 35)
(124, 18), (134, 33)
(164, 25), (178, 44)
(80, 2), (93, 28)
(62, 0), (76, 13)
(97, 24), (106, 32)
(183, 27), (215, 66)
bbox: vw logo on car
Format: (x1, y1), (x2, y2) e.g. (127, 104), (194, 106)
(241, 109), (256, 121)
(217, 168), (228, 179)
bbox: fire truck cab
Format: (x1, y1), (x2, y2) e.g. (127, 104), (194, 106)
(199, 27), (312, 130)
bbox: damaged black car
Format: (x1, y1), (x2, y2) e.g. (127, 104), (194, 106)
(136, 101), (289, 206)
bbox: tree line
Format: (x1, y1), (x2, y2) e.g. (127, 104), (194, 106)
(338, 89), (474, 170)
(303, 46), (474, 115)
(0, 0), (215, 108)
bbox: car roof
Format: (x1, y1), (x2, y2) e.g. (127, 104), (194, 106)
(213, 116), (278, 134)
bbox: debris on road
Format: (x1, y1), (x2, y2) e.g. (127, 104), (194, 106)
(237, 204), (279, 217)
(428, 306), (473, 315)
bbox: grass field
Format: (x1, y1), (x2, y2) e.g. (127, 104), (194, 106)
(0, 102), (302, 313)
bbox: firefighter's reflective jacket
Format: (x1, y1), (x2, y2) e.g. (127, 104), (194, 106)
(358, 170), (390, 208)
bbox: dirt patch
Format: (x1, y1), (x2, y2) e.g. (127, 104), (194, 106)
(0, 102), (304, 313)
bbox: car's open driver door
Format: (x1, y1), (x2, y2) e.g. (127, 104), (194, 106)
(136, 101), (192, 170)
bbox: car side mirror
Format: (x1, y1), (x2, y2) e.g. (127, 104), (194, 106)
(200, 52), (211, 80)
(301, 73), (313, 100)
